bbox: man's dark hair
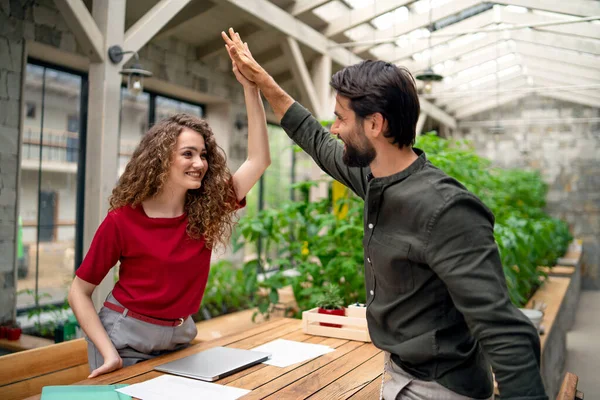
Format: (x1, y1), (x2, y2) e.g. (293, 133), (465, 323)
(330, 60), (420, 148)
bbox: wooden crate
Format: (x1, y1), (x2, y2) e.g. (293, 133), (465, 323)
(301, 307), (371, 342)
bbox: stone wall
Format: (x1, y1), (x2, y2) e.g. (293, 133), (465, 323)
(0, 0), (27, 322)
(458, 95), (600, 288)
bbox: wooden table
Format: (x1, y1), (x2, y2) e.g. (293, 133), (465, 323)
(26, 318), (384, 399)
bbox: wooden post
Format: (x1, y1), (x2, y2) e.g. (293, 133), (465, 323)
(85, 0), (126, 310)
(310, 54), (332, 201)
(311, 54), (331, 121)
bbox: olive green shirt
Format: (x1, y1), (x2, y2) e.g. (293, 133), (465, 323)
(281, 102), (547, 400)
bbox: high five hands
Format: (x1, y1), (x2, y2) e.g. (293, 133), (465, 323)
(221, 28), (266, 86)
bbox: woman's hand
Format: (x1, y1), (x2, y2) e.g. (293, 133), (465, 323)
(88, 350), (123, 378)
(223, 28), (265, 87)
(68, 276), (124, 379)
(226, 38), (257, 89)
(231, 55), (256, 90)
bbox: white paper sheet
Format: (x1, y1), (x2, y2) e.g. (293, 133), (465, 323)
(251, 339), (335, 368)
(115, 375), (250, 400)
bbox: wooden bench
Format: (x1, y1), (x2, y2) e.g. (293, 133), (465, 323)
(0, 338), (89, 400)
(529, 276), (572, 399)
(539, 265), (576, 277)
(556, 239), (583, 267)
(0, 307), (279, 400)
(557, 372), (584, 400)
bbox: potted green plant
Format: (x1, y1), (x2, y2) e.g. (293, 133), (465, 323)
(316, 285), (345, 328)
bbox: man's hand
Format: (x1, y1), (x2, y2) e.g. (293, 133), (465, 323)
(222, 28), (268, 85)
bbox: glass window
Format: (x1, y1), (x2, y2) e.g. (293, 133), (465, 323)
(26, 102), (36, 118)
(244, 124), (295, 213)
(242, 124), (298, 267)
(18, 63), (85, 309)
(155, 95), (203, 121)
(117, 91), (205, 176)
(293, 148), (315, 199)
(263, 124), (293, 209)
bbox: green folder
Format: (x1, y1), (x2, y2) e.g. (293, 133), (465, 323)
(41, 385), (131, 400)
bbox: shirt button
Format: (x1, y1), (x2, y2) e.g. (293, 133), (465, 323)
(370, 290), (374, 296)
(368, 223), (374, 229)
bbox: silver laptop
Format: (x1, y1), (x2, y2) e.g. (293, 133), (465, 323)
(154, 346), (271, 382)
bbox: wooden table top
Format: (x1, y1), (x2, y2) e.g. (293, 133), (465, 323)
(27, 318), (384, 400)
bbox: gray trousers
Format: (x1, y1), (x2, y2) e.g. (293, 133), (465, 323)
(382, 352), (494, 400)
(87, 293), (198, 371)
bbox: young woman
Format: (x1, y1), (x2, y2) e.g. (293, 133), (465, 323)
(68, 48), (270, 378)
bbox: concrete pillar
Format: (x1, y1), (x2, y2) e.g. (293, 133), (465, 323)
(311, 54), (332, 121)
(205, 102), (232, 168)
(440, 124), (450, 138)
(86, 1), (126, 310)
(310, 55), (332, 201)
(0, 9), (25, 322)
(416, 112), (426, 137)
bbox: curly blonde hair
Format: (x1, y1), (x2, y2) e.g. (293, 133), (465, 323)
(109, 113), (238, 249)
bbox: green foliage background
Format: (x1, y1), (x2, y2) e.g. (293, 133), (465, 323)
(416, 133), (572, 305)
(200, 133), (572, 319)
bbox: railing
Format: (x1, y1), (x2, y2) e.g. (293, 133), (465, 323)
(21, 126), (139, 164)
(22, 126), (79, 163)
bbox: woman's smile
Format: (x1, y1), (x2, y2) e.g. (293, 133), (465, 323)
(185, 170), (203, 180)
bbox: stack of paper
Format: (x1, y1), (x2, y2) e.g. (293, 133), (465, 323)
(251, 339), (335, 367)
(115, 375), (250, 400)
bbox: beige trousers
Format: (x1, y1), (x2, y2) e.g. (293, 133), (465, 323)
(382, 352), (494, 400)
(86, 293), (198, 371)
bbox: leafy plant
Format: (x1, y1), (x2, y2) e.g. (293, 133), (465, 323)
(415, 133), (572, 305)
(315, 284), (345, 310)
(196, 259), (257, 321)
(230, 132), (572, 319)
(17, 289), (70, 338)
(233, 180), (365, 318)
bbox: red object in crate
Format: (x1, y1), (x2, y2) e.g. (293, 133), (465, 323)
(317, 307), (345, 328)
(6, 327), (22, 341)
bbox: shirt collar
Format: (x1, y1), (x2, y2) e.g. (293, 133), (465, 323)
(366, 148), (427, 185)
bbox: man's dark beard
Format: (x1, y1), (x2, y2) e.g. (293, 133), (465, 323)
(343, 140), (376, 167)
